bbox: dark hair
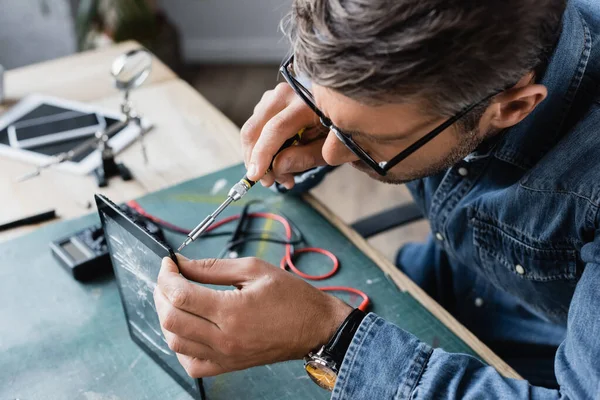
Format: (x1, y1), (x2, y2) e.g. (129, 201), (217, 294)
(283, 0), (567, 117)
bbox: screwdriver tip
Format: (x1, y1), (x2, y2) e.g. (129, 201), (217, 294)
(177, 238), (191, 252)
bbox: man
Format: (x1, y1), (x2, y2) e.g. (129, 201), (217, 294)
(153, 0), (600, 398)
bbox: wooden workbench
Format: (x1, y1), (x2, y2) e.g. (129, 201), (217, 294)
(0, 42), (519, 381)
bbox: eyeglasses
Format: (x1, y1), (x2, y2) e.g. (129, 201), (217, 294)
(280, 54), (503, 176)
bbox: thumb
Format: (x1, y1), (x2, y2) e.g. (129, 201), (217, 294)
(161, 256), (180, 274)
(177, 258), (250, 287)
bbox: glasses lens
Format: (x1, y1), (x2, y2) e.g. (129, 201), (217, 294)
(287, 62), (314, 96)
(297, 80), (314, 101)
(332, 127), (383, 171)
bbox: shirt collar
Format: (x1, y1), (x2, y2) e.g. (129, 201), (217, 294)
(493, 2), (592, 170)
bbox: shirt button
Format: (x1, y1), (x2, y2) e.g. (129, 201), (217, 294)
(458, 167), (469, 177)
(435, 232), (444, 241)
(474, 297), (484, 307)
(515, 264), (526, 275)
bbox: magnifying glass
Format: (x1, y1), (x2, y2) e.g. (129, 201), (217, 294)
(111, 48), (153, 92)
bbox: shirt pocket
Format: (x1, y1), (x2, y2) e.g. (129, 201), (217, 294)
(472, 215), (579, 325)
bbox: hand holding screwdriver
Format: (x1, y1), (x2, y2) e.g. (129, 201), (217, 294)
(242, 83), (329, 189)
(178, 129), (304, 251)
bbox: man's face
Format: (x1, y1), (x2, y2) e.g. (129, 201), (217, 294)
(312, 85), (494, 184)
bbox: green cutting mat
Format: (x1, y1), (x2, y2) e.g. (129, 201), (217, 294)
(0, 164), (478, 400)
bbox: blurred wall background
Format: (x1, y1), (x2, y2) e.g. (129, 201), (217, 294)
(0, 0), (290, 70)
(0, 0), (77, 69)
(158, 0), (292, 63)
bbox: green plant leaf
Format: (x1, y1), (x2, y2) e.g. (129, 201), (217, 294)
(75, 0), (99, 50)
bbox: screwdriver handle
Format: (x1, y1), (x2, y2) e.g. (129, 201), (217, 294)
(243, 129), (304, 187)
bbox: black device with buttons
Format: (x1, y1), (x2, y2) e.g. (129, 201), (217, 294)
(50, 204), (165, 281)
(50, 224), (111, 281)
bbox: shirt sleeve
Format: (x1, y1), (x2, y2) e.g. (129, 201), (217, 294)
(333, 258), (600, 399)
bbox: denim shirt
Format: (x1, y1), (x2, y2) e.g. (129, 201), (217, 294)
(283, 0), (600, 398)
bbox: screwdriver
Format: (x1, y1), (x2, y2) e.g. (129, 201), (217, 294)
(177, 129), (304, 252)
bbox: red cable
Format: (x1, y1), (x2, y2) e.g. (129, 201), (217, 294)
(127, 200), (370, 310)
(320, 286), (370, 312)
(127, 200), (190, 234)
(279, 247), (339, 280)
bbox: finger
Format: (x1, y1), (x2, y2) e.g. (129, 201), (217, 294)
(157, 257), (221, 319)
(259, 172), (276, 188)
(177, 354), (228, 378)
(300, 124), (329, 142)
(272, 137), (327, 176)
(275, 174), (296, 190)
(241, 89), (286, 167)
(162, 329), (218, 360)
(270, 138), (326, 189)
(260, 173), (292, 189)
(241, 114), (270, 168)
(154, 288), (220, 344)
(247, 103), (314, 181)
(177, 257), (252, 287)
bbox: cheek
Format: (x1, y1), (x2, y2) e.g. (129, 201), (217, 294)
(322, 132), (402, 165)
(387, 129), (469, 174)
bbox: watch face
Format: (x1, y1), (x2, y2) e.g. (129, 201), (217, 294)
(305, 360), (337, 391)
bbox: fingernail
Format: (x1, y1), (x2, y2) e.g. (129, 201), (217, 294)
(260, 178), (273, 188)
(247, 163), (257, 179)
(283, 181), (294, 190)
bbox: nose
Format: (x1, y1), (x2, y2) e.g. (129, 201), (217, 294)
(321, 131), (360, 166)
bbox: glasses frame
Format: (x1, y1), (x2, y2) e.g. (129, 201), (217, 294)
(280, 54), (503, 176)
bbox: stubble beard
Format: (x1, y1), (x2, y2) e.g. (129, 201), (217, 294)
(351, 127), (492, 185)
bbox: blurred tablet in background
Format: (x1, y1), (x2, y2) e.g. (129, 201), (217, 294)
(0, 94), (150, 175)
(8, 111), (106, 149)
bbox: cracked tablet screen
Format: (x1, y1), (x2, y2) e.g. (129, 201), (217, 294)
(101, 213), (198, 394)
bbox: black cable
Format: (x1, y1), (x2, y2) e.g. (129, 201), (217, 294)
(217, 233), (303, 259)
(150, 199), (306, 259)
(227, 200), (256, 255)
(279, 210), (304, 247)
(219, 200), (304, 258)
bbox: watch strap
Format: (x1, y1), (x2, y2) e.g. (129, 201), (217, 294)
(324, 309), (366, 368)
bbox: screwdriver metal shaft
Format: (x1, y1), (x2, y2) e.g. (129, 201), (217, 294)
(177, 130), (304, 252)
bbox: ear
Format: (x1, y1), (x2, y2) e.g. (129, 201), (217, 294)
(487, 83), (548, 129)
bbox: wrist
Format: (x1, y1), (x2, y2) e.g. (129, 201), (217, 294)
(304, 306), (366, 391)
(317, 297), (353, 350)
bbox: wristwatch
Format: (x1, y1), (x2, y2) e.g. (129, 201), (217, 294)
(304, 308), (366, 391)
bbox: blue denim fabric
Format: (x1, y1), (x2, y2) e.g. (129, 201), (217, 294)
(285, 0), (600, 397)
(334, 1), (600, 398)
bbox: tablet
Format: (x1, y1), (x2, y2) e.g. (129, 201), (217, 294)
(8, 111), (105, 149)
(96, 194), (205, 399)
(0, 94), (150, 174)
